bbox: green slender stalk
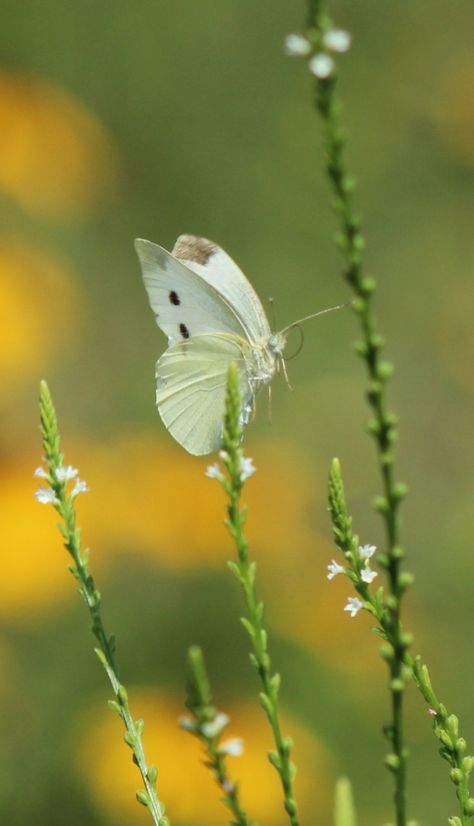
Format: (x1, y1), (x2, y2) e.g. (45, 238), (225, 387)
(37, 380), (169, 826)
(411, 660), (474, 826)
(303, 5), (409, 824)
(182, 646), (255, 826)
(296, 5), (474, 823)
(328, 458), (474, 825)
(333, 777), (357, 826)
(210, 366), (299, 826)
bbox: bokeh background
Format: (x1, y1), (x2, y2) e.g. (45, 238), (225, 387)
(1, 1), (473, 824)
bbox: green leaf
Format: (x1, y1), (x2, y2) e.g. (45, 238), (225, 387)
(226, 560), (243, 583)
(240, 617), (256, 638)
(267, 750), (282, 771)
(123, 730), (136, 748)
(147, 764), (158, 784)
(136, 789), (150, 807)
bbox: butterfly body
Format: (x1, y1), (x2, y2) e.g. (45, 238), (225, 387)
(136, 234), (288, 455)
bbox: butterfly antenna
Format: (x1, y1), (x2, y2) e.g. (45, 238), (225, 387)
(268, 296), (277, 331)
(280, 301), (350, 335)
(283, 323), (304, 361)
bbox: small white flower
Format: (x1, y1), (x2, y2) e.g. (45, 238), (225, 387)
(284, 33), (311, 56)
(72, 479), (89, 497)
(220, 737), (244, 757)
(218, 450), (229, 461)
(178, 715), (195, 732)
(361, 565), (378, 584)
(344, 596), (363, 618)
(34, 486), (58, 505)
(239, 456), (256, 481)
(55, 465), (79, 482)
(323, 28), (352, 53)
(205, 463), (224, 481)
(358, 544), (376, 560)
(309, 53), (334, 79)
(34, 466), (48, 479)
(327, 559), (345, 580)
(201, 713), (230, 738)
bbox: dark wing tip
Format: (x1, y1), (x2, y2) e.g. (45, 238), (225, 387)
(172, 234), (217, 265)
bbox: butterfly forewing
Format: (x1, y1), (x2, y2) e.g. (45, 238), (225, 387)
(172, 234), (271, 344)
(135, 239), (246, 345)
(155, 333), (253, 455)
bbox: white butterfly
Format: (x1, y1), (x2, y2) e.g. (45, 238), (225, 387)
(136, 235), (338, 455)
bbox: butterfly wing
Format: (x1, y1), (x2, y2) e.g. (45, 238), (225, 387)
(155, 332), (253, 455)
(171, 234), (271, 343)
(136, 238), (248, 345)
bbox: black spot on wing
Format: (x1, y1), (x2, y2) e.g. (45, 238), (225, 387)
(179, 323), (190, 339)
(169, 290), (180, 305)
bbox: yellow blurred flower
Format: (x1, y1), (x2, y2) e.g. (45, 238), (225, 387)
(0, 71), (119, 217)
(77, 436), (320, 569)
(0, 241), (81, 389)
(1, 434), (321, 620)
(0, 454), (73, 620)
(76, 688), (332, 824)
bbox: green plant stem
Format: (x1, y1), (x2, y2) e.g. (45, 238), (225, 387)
(184, 646), (255, 826)
(304, 9), (410, 820)
(328, 458), (474, 825)
(38, 380), (168, 826)
(219, 366), (300, 826)
(410, 657), (474, 826)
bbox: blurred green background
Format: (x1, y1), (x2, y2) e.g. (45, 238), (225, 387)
(1, 1), (473, 824)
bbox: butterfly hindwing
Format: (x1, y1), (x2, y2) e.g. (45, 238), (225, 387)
(135, 238), (247, 345)
(155, 332), (253, 455)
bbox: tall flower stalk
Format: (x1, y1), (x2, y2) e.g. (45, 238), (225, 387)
(206, 365), (300, 826)
(181, 645), (255, 826)
(288, 2), (411, 823)
(285, 3), (474, 824)
(308, 16), (409, 826)
(36, 381), (168, 826)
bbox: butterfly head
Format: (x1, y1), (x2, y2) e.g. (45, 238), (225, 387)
(267, 330), (291, 387)
(267, 331), (288, 357)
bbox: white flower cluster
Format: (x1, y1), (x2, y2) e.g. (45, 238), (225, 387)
(327, 544), (378, 618)
(284, 27), (351, 79)
(205, 453), (256, 483)
(34, 464), (89, 505)
(179, 711), (244, 756)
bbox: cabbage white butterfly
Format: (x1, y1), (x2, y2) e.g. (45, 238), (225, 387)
(136, 235), (339, 455)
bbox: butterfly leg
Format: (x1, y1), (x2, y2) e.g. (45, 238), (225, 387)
(279, 355), (293, 391)
(251, 394), (257, 422)
(267, 384), (272, 424)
